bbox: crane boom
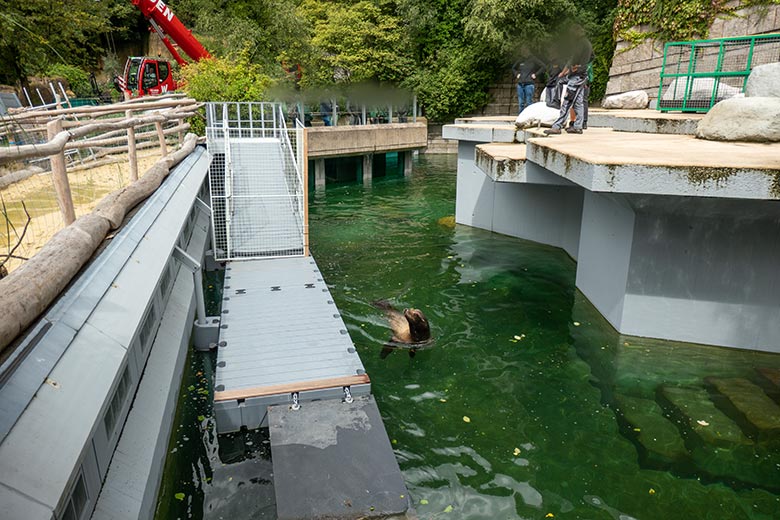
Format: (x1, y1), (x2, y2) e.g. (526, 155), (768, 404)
(132, 0), (211, 63)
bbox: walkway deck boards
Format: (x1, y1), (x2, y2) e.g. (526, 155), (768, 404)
(213, 256), (369, 431)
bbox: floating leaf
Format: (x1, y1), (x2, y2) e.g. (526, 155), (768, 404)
(443, 505), (453, 513)
(197, 415), (206, 422)
(462, 416), (471, 423)
(420, 499), (429, 505)
(391, 439), (398, 444)
(573, 322), (581, 326)
(513, 447), (521, 456)
(633, 427), (641, 432)
(174, 492), (185, 501)
(439, 398), (447, 403)
(514, 335), (522, 340)
(187, 385), (195, 391)
(696, 420), (709, 426)
(545, 514), (555, 518)
(649, 488), (656, 495)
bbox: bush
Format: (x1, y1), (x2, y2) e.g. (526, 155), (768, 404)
(179, 52), (274, 103)
(46, 64), (93, 98)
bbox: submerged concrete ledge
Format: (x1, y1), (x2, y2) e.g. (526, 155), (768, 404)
(527, 128), (780, 200)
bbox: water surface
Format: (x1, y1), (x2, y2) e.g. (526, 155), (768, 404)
(157, 154), (780, 519)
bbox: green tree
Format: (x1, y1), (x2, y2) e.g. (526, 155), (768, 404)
(0, 0), (138, 86)
(295, 0), (412, 86)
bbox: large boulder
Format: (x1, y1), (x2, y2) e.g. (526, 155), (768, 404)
(745, 62), (780, 98)
(696, 97), (780, 142)
(602, 90), (649, 109)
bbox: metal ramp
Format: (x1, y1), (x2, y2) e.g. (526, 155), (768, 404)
(212, 256), (370, 432)
(206, 103), (409, 519)
(207, 102), (306, 260)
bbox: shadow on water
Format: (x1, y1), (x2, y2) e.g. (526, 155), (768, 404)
(156, 154), (780, 520)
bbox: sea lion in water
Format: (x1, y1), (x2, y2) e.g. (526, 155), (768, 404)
(373, 300), (431, 358)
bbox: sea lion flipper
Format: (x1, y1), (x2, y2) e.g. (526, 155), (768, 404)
(380, 343), (395, 359)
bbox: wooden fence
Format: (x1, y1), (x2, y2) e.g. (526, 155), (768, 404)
(0, 94), (203, 352)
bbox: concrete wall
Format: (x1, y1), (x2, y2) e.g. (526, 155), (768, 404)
(307, 123), (427, 158)
(621, 196), (780, 351)
(606, 2), (780, 101)
(455, 142), (584, 259)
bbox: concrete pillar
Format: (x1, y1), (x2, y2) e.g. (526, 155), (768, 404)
(362, 154), (373, 184)
(315, 159), (326, 189)
(403, 150), (413, 176)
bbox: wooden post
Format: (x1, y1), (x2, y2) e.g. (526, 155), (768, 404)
(126, 109), (138, 181)
(46, 118), (76, 225)
(303, 128), (309, 256)
(155, 121), (168, 157)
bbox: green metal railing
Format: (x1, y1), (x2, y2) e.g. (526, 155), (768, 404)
(658, 33), (780, 112)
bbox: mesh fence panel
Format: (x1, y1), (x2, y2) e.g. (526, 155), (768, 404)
(206, 102), (305, 261)
(658, 34), (780, 112)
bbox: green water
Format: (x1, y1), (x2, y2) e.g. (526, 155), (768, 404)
(157, 154), (780, 519)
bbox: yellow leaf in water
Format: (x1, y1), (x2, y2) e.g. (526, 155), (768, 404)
(443, 505), (454, 513)
(420, 499), (429, 505)
(633, 427), (641, 432)
(546, 514), (555, 518)
(649, 488), (656, 495)
(462, 416), (471, 423)
(513, 447), (521, 456)
(439, 398), (447, 403)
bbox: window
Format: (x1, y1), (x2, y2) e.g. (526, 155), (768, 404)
(142, 62), (158, 89)
(138, 300), (159, 351)
(159, 61), (170, 82)
(61, 472), (88, 520)
(103, 365), (132, 439)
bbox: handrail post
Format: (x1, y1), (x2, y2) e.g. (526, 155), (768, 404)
(155, 121), (168, 157)
(46, 118), (76, 225)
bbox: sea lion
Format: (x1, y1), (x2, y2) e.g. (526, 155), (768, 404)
(373, 300), (431, 358)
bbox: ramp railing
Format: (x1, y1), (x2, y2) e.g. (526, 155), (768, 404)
(206, 102), (306, 261)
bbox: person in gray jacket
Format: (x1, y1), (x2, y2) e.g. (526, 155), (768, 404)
(545, 24), (592, 135)
(512, 50), (545, 114)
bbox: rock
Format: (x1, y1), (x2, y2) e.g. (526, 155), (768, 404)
(696, 97), (780, 142)
(602, 90), (649, 109)
(662, 77), (741, 103)
(745, 62), (780, 98)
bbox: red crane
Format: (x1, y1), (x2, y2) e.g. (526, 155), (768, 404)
(115, 0), (211, 98)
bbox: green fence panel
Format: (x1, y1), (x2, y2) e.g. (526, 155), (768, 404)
(657, 33), (780, 113)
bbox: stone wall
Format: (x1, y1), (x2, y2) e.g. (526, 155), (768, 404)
(606, 2), (780, 103)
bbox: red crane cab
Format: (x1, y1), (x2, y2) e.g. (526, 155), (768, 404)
(117, 57), (177, 97)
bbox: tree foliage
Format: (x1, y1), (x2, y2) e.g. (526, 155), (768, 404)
(2, 0), (621, 121)
(0, 0), (139, 85)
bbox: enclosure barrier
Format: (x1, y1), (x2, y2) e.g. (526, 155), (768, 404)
(206, 102), (307, 261)
(0, 95), (199, 276)
(658, 33), (780, 112)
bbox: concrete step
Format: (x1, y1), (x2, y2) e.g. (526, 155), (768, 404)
(659, 385), (752, 447)
(706, 377), (780, 440)
(614, 394), (688, 463)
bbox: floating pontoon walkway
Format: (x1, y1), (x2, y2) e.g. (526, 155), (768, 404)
(213, 256), (370, 431)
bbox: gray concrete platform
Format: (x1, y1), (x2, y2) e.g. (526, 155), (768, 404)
(587, 108), (702, 135)
(213, 256), (370, 433)
(269, 395), (411, 520)
(527, 128), (780, 199)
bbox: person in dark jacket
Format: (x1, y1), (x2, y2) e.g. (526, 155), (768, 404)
(512, 50), (545, 114)
(545, 25), (592, 135)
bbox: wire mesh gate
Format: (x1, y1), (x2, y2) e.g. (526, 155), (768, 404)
(206, 102), (306, 261)
(658, 33), (780, 112)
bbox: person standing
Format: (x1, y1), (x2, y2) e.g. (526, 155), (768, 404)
(545, 25), (592, 135)
(512, 50), (545, 114)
